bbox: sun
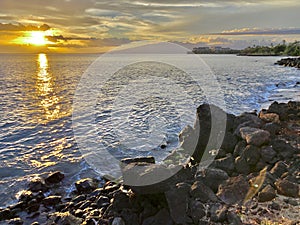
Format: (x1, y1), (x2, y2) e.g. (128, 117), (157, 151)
(13, 30), (54, 46)
(26, 31), (47, 46)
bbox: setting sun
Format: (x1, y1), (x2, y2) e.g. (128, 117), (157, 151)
(26, 31), (47, 45)
(12, 30), (54, 46)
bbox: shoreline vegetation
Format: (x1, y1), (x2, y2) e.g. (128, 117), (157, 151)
(0, 101), (299, 225)
(191, 41), (300, 57)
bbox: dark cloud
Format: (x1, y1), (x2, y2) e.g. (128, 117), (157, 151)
(0, 23), (50, 31)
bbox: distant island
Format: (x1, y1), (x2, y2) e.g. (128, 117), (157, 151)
(191, 41), (300, 56)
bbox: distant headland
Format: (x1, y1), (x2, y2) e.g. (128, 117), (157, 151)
(191, 41), (300, 57)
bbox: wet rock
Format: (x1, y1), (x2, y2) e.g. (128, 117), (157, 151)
(72, 194), (86, 204)
(270, 161), (288, 178)
(111, 191), (131, 212)
(30, 222), (39, 225)
(48, 212), (82, 225)
(190, 180), (218, 203)
(26, 199), (40, 213)
(112, 217), (125, 225)
(121, 156), (155, 165)
(217, 175), (249, 205)
(197, 168), (229, 192)
(7, 218), (23, 225)
(45, 171), (64, 184)
(235, 156), (250, 175)
(239, 127), (270, 146)
(188, 200), (206, 223)
(28, 177), (48, 192)
(258, 185), (276, 202)
(142, 208), (173, 225)
(275, 179), (299, 198)
(96, 196), (110, 208)
(211, 154), (235, 175)
(242, 145), (261, 166)
(75, 178), (99, 194)
(260, 146), (277, 163)
(42, 195), (62, 206)
(271, 139), (295, 159)
(165, 182), (190, 224)
(0, 208), (15, 221)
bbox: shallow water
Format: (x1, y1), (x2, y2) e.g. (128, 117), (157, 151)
(0, 53), (299, 207)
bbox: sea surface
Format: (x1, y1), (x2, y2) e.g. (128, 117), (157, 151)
(0, 53), (299, 207)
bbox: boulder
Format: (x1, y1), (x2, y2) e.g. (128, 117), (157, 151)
(217, 175), (249, 205)
(188, 200), (206, 223)
(260, 146), (277, 163)
(235, 156), (250, 175)
(210, 154), (235, 175)
(42, 195), (62, 206)
(190, 181), (219, 203)
(258, 185), (276, 202)
(75, 178), (99, 194)
(262, 123), (281, 136)
(271, 139), (295, 159)
(112, 217), (125, 225)
(45, 171), (64, 184)
(270, 161), (288, 178)
(241, 145), (261, 166)
(28, 177), (48, 192)
(165, 183), (191, 224)
(96, 196), (110, 208)
(267, 101), (289, 120)
(275, 179), (299, 198)
(197, 168), (229, 192)
(142, 208), (174, 225)
(121, 157), (155, 165)
(7, 218), (23, 225)
(259, 111), (280, 123)
(239, 127), (270, 146)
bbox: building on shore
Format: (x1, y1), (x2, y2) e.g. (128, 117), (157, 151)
(192, 46), (239, 54)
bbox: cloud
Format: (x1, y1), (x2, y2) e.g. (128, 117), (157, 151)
(0, 23), (50, 31)
(214, 28), (300, 35)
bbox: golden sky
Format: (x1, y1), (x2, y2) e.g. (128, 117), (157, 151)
(0, 0), (300, 53)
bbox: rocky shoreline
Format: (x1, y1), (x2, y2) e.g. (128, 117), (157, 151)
(275, 57), (300, 69)
(0, 101), (299, 225)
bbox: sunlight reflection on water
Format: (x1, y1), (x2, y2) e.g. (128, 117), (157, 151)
(36, 53), (60, 122)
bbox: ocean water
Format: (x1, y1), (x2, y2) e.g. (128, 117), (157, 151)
(0, 53), (299, 207)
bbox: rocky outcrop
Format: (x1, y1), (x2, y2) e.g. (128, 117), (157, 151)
(0, 101), (299, 225)
(275, 57), (300, 69)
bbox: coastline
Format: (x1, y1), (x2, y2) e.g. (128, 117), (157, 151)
(0, 101), (299, 225)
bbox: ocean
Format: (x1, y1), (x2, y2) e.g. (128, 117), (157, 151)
(0, 53), (299, 207)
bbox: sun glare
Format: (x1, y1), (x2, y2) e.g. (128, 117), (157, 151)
(26, 31), (47, 45)
(13, 30), (54, 46)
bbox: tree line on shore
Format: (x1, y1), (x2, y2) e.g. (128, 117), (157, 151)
(239, 41), (300, 56)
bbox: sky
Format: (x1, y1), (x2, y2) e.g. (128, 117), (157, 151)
(0, 0), (300, 53)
